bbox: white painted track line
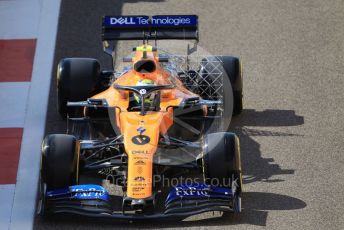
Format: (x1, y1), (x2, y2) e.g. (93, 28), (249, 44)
(0, 0), (41, 39)
(0, 82), (30, 128)
(0, 185), (15, 230)
(10, 1), (61, 229)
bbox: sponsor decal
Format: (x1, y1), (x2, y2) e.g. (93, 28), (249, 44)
(136, 126), (146, 135)
(132, 150), (147, 154)
(135, 160), (146, 165)
(111, 17), (134, 25)
(68, 186), (108, 200)
(134, 176), (145, 182)
(175, 187), (209, 196)
(133, 156), (148, 160)
(132, 187), (144, 192)
(132, 182), (147, 187)
(132, 135), (150, 145)
(104, 15), (197, 27)
(139, 89), (147, 95)
(133, 193), (145, 196)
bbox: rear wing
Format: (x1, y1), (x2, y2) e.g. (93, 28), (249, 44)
(102, 15), (198, 41)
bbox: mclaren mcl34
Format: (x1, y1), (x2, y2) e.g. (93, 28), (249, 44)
(38, 15), (244, 220)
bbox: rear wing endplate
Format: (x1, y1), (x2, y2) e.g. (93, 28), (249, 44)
(102, 15), (198, 41)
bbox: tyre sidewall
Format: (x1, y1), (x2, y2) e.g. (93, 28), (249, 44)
(41, 134), (79, 190)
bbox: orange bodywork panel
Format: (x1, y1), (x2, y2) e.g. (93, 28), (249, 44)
(120, 112), (162, 198)
(91, 45), (202, 199)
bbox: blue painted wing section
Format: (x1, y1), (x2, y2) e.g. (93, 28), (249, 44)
(46, 184), (109, 202)
(103, 15), (197, 28)
(166, 183), (233, 205)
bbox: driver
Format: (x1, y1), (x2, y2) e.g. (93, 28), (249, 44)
(133, 79), (158, 108)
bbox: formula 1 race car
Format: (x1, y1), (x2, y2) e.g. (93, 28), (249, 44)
(38, 15), (243, 220)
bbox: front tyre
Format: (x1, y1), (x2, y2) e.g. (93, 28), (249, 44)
(36, 177), (47, 217)
(231, 171), (242, 213)
(202, 132), (242, 184)
(41, 134), (79, 190)
(202, 132), (243, 212)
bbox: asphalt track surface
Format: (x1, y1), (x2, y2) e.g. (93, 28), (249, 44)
(36, 0), (344, 229)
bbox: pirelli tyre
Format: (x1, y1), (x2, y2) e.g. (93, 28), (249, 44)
(218, 56), (243, 116)
(200, 56), (243, 132)
(40, 134), (79, 190)
(57, 58), (101, 118)
(202, 132), (243, 212)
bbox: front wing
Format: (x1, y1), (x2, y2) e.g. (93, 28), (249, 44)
(43, 183), (239, 220)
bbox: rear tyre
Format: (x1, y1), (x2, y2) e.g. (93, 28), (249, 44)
(41, 134), (79, 190)
(215, 56), (243, 116)
(57, 58), (100, 118)
(200, 56), (243, 132)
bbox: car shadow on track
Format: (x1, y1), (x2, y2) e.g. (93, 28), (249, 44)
(230, 109), (304, 184)
(162, 108), (307, 227)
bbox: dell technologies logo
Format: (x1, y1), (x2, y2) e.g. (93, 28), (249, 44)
(109, 16), (194, 26)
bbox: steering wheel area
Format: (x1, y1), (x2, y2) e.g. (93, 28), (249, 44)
(114, 84), (175, 115)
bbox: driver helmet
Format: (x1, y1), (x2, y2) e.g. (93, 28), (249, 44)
(134, 79), (157, 106)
